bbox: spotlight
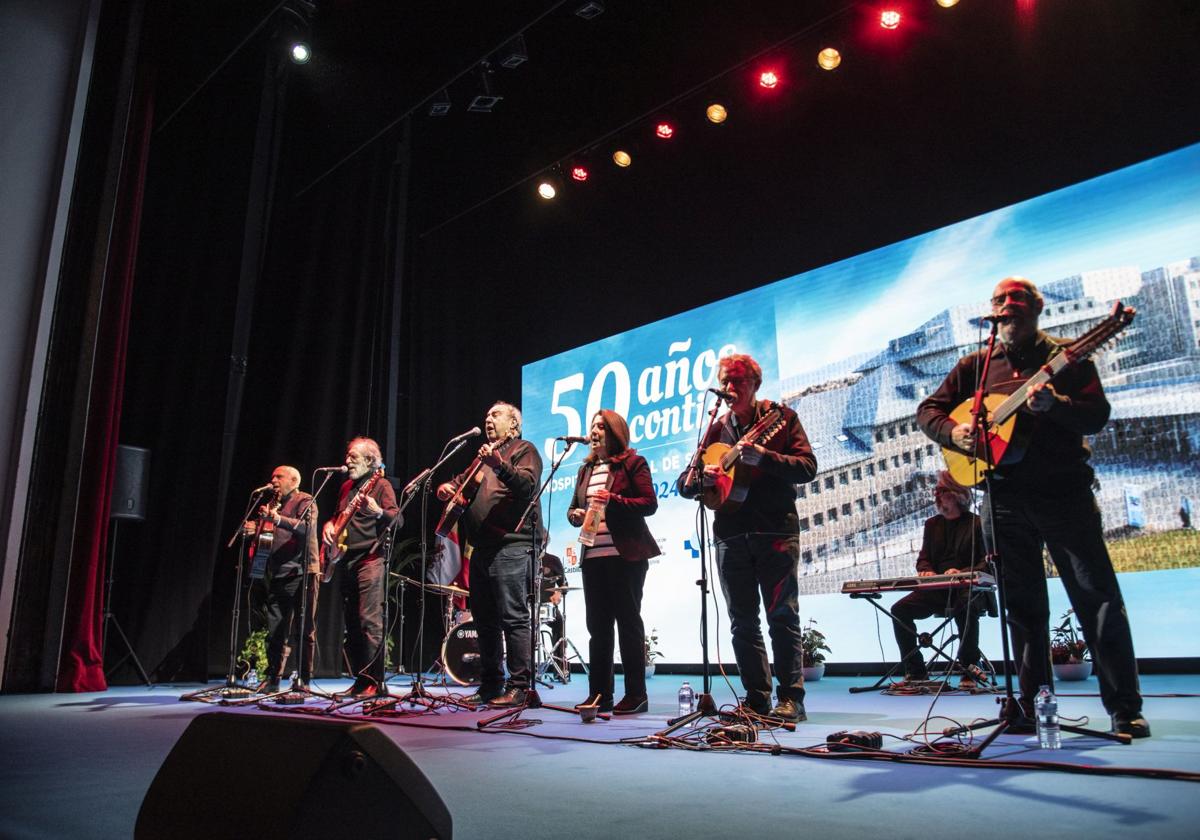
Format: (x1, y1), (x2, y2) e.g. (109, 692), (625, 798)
(467, 62), (503, 113)
(290, 42), (311, 64)
(498, 34), (528, 69)
(428, 89), (451, 117)
(655, 122), (674, 139)
(537, 181), (557, 200)
(880, 9), (901, 29)
(705, 103), (727, 124)
(936, 0), (960, 7)
(571, 166), (589, 182)
(817, 47), (841, 71)
(281, 0), (316, 64)
(758, 70), (780, 89)
(612, 150), (632, 167)
(574, 1), (605, 19)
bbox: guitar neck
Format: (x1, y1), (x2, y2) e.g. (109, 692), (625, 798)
(990, 352), (1070, 425)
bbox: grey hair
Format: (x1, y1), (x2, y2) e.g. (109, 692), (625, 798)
(491, 402), (522, 436)
(347, 437), (383, 468)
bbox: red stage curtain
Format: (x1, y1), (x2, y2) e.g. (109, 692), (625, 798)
(56, 71), (155, 692)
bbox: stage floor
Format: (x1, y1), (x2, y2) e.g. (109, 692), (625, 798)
(3, 673), (1200, 838)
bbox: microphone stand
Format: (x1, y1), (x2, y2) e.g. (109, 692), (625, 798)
(477, 439), (584, 729)
(354, 438), (476, 715)
(941, 321), (1127, 752)
(653, 396), (727, 737)
(181, 487), (271, 703)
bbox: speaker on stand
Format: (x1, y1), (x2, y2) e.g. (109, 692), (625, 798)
(105, 444), (153, 685)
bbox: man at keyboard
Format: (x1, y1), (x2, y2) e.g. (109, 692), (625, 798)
(891, 472), (985, 689)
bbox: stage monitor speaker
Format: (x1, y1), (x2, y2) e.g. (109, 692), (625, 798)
(135, 712), (452, 839)
(111, 444), (151, 521)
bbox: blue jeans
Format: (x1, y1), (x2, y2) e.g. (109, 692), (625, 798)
(716, 532), (805, 708)
(470, 542), (533, 691)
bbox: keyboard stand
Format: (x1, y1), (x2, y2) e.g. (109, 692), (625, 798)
(845, 592), (962, 694)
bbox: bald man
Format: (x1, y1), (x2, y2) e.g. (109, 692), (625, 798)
(243, 465), (320, 692)
(917, 277), (1148, 739)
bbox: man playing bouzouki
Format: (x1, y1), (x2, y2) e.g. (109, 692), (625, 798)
(677, 354), (817, 722)
(437, 402), (544, 708)
(321, 437), (399, 700)
(917, 277), (1149, 738)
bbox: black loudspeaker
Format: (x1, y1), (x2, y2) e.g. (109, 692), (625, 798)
(135, 712), (452, 839)
(110, 444), (151, 521)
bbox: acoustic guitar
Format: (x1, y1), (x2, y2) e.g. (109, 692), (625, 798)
(700, 405), (787, 513)
(435, 437), (515, 538)
(942, 301), (1135, 487)
(320, 467), (385, 582)
(247, 489), (280, 580)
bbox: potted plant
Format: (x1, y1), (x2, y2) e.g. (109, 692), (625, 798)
(644, 628), (662, 679)
(1050, 609), (1091, 681)
(238, 628), (268, 684)
(801, 619), (831, 681)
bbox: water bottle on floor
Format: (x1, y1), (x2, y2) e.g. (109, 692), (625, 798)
(1035, 684), (1061, 749)
(678, 681), (695, 715)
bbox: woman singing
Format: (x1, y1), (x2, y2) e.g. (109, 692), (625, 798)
(568, 409), (660, 714)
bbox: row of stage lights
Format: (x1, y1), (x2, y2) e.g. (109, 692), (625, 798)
(535, 1), (962, 200)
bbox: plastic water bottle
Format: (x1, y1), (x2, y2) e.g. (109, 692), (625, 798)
(578, 496), (606, 546)
(246, 667), (258, 688)
(678, 681), (695, 716)
(1035, 684), (1061, 749)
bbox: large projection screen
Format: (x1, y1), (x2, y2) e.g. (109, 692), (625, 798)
(522, 142), (1200, 665)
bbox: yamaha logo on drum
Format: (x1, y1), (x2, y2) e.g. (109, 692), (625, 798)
(456, 627), (478, 639)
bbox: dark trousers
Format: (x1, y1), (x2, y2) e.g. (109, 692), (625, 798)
(341, 555), (384, 684)
(264, 572), (319, 681)
(470, 543), (532, 691)
(715, 532), (805, 708)
(891, 589), (981, 679)
(581, 555), (648, 703)
(983, 488), (1141, 715)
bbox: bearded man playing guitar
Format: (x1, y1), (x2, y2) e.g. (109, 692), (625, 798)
(321, 437), (399, 700)
(917, 277), (1148, 738)
(677, 354), (817, 722)
(437, 402), (544, 708)
(242, 465), (319, 693)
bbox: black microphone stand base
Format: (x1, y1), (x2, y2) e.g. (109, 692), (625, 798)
(475, 687), (582, 729)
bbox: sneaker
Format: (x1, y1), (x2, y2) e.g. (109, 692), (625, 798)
(489, 687), (528, 707)
(1111, 712), (1151, 739)
(770, 697), (807, 723)
(613, 696), (648, 715)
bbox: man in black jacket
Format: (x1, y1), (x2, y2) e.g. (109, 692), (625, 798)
(321, 437), (399, 700)
(437, 402), (544, 707)
(678, 354), (818, 722)
(243, 465), (320, 692)
(917, 276), (1148, 738)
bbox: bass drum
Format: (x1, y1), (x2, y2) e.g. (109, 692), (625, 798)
(442, 620), (482, 686)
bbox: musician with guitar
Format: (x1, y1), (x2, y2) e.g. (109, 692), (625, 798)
(241, 465), (320, 693)
(436, 402), (544, 708)
(916, 277), (1149, 738)
(321, 437), (399, 700)
(677, 354), (817, 722)
(889, 471), (986, 690)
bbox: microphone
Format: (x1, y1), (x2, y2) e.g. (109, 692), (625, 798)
(976, 313), (1010, 324)
(555, 435), (590, 444)
(708, 387), (735, 401)
(403, 467), (433, 494)
(314, 465), (349, 473)
(447, 426), (482, 445)
(251, 484), (273, 494)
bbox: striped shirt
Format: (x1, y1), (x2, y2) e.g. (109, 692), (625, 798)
(582, 463), (619, 558)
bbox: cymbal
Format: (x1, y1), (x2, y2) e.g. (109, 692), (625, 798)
(389, 573), (468, 597)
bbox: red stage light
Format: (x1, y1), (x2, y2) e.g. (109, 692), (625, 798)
(655, 122), (674, 139)
(880, 9), (901, 29)
(571, 166), (589, 182)
(759, 70), (780, 89)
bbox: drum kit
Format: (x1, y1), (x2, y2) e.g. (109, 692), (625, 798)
(391, 574), (586, 687)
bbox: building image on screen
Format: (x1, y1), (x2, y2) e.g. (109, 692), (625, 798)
(523, 142), (1200, 664)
